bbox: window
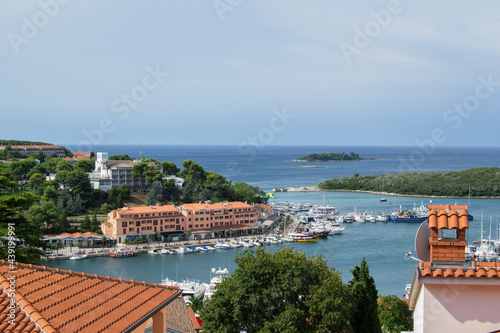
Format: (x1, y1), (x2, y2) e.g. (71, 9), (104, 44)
(122, 222), (127, 227)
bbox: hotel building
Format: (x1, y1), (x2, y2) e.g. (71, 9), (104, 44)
(102, 202), (258, 243)
(0, 144), (66, 157)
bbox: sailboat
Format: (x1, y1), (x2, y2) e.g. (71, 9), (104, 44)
(474, 213), (498, 262)
(380, 181), (387, 202)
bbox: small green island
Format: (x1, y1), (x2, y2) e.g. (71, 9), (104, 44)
(291, 152), (366, 162)
(318, 167), (500, 198)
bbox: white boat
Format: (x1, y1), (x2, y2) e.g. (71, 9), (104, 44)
(376, 215), (388, 222)
(69, 253), (87, 260)
(205, 246), (215, 251)
(161, 248), (175, 255)
(161, 278), (209, 299)
(176, 247), (189, 254)
(240, 239), (254, 247)
(197, 246), (210, 252)
(214, 240), (232, 250)
(148, 248), (161, 255)
(252, 240), (262, 247)
(281, 236), (294, 242)
(229, 240), (243, 248)
(329, 226), (345, 235)
(204, 266), (230, 300)
(474, 214), (498, 262)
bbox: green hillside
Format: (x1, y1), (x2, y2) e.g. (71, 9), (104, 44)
(318, 167), (500, 197)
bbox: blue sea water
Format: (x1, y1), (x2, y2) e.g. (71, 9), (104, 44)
(55, 145), (500, 296)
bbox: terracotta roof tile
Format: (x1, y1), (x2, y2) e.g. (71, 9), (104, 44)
(420, 262), (500, 279)
(0, 260), (181, 333)
(427, 205), (469, 230)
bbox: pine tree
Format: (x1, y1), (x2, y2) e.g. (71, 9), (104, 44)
(90, 214), (100, 233)
(80, 215), (91, 232)
(349, 257), (381, 333)
(56, 197), (65, 214)
(146, 182), (162, 205)
(74, 194), (83, 213)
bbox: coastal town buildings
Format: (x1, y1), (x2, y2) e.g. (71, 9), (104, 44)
(408, 205), (500, 332)
(0, 145), (66, 157)
(43, 232), (107, 247)
(102, 202), (258, 243)
(0, 259), (198, 332)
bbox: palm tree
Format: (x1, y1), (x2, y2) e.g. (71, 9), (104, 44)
(186, 231), (192, 243)
(257, 226), (263, 234)
(77, 240), (82, 251)
(215, 230), (220, 239)
(233, 228), (239, 238)
(167, 235), (172, 245)
(69, 241), (74, 254)
(155, 232), (161, 245)
(56, 241), (62, 256)
(145, 234), (150, 248)
(101, 236), (106, 249)
(91, 239), (96, 252)
(113, 239), (117, 250)
(177, 235), (183, 242)
(205, 232), (211, 239)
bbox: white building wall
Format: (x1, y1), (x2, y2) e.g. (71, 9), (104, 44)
(421, 283), (500, 333)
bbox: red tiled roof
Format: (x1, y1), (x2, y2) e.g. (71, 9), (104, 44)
(72, 151), (91, 156)
(182, 202), (253, 211)
(0, 260), (180, 333)
(59, 232), (101, 238)
(419, 261), (500, 279)
(187, 307), (201, 330)
(428, 205), (469, 230)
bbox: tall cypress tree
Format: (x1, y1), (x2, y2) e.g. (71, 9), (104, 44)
(349, 257), (381, 333)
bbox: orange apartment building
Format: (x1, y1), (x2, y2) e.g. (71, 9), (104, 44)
(102, 202), (258, 243)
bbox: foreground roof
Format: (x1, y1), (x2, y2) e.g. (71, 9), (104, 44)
(0, 260), (180, 333)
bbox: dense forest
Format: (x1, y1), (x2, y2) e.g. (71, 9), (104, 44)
(296, 152), (362, 161)
(318, 167), (500, 197)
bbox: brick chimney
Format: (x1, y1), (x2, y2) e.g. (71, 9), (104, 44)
(428, 205), (469, 264)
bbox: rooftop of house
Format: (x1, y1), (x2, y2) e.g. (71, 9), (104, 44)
(182, 201), (254, 211)
(418, 261), (500, 279)
(117, 205), (180, 215)
(0, 260), (180, 333)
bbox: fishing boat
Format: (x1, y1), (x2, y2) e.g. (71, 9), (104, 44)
(110, 247), (136, 258)
(289, 230), (317, 242)
(390, 204), (428, 222)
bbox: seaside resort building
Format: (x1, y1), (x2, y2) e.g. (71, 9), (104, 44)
(0, 145), (66, 157)
(102, 202), (258, 243)
(408, 205), (500, 332)
(0, 259), (199, 333)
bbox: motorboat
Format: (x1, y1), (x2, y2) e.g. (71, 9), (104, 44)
(188, 246), (199, 252)
(240, 239), (254, 247)
(161, 248), (175, 255)
(148, 248), (161, 255)
(69, 253), (87, 260)
(204, 266), (230, 300)
(214, 240), (232, 250)
(229, 240), (243, 248)
(175, 247), (189, 254)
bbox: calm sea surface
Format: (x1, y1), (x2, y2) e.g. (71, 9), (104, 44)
(51, 145), (500, 296)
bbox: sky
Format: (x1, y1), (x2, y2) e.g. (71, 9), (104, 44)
(1, 1), (500, 149)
